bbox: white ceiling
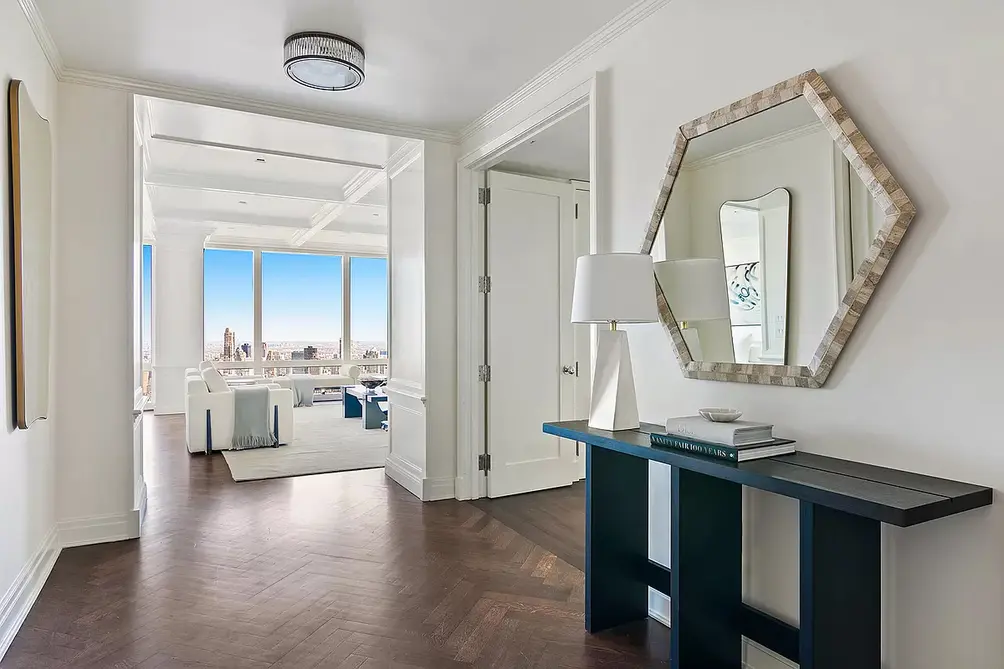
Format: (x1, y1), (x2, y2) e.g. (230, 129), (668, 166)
(142, 97), (408, 254)
(33, 0), (638, 134)
(494, 107), (590, 181)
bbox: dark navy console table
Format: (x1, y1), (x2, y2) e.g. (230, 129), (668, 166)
(543, 420), (992, 669)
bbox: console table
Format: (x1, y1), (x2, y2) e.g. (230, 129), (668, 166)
(543, 420), (992, 669)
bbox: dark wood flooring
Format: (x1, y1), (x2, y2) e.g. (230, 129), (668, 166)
(472, 483), (586, 572)
(1, 415), (668, 668)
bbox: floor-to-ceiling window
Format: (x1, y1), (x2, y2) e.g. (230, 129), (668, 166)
(203, 248), (388, 381)
(203, 249), (255, 376)
(350, 257), (389, 374)
(262, 252), (342, 377)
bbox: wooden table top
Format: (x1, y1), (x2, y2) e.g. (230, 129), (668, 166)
(544, 420), (992, 527)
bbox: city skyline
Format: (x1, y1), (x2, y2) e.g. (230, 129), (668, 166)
(206, 329), (387, 360)
(204, 249), (388, 343)
(139, 246), (388, 356)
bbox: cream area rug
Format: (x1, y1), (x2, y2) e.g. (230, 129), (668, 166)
(223, 403), (388, 482)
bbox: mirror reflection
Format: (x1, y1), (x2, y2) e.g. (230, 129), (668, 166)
(721, 188), (790, 364)
(652, 97), (885, 366)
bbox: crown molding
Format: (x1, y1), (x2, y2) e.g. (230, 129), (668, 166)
(59, 68), (457, 143)
(459, 0), (671, 143)
(19, 0), (671, 147)
(17, 0), (63, 75)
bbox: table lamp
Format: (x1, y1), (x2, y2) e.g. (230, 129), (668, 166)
(653, 258), (730, 360)
(571, 253), (659, 431)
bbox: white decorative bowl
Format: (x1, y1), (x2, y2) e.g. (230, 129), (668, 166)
(699, 408), (743, 423)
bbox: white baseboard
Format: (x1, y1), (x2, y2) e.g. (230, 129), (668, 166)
(385, 455), (456, 501)
(648, 587), (671, 627)
(453, 475), (470, 500)
(385, 454), (424, 499)
(58, 511), (140, 549)
(0, 527), (60, 659)
(647, 590), (796, 669)
(134, 481), (148, 535)
(423, 476), (456, 501)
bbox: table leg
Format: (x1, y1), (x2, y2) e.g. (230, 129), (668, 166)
(671, 466), (742, 669)
(585, 444), (649, 633)
(799, 502), (880, 669)
(343, 392), (362, 418)
(363, 397), (387, 429)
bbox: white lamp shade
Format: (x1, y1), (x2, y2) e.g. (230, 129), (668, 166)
(653, 258), (730, 323)
(571, 253), (659, 324)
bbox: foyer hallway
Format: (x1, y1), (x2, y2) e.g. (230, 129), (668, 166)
(1, 415), (667, 668)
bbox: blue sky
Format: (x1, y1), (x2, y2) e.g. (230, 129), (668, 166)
(142, 247), (388, 346)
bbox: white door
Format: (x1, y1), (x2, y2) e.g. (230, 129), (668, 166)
(486, 171), (580, 497)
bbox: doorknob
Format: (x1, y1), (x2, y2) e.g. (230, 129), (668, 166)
(562, 364), (577, 376)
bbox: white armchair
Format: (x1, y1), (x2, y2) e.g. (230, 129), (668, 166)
(184, 367), (294, 454)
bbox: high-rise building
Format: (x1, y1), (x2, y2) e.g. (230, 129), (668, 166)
(241, 342), (251, 358)
(303, 346), (319, 374)
(223, 328), (236, 361)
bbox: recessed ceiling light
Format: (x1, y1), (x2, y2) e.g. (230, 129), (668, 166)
(284, 32), (365, 91)
(255, 157), (266, 163)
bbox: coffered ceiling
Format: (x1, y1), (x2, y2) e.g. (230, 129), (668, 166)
(30, 0), (640, 135)
(140, 97), (413, 254)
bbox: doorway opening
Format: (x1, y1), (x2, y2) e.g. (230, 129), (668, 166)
(458, 79), (597, 501)
(132, 95), (415, 484)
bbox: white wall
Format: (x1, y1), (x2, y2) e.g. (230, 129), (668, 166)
(0, 0), (60, 652)
(153, 231), (208, 414)
(422, 141), (458, 491)
(386, 140), (458, 501)
(463, 1), (1004, 666)
(54, 83), (138, 544)
(387, 149), (427, 477)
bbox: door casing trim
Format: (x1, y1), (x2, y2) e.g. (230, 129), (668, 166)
(455, 73), (604, 500)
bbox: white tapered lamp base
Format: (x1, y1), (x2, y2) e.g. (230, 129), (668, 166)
(588, 328), (639, 431)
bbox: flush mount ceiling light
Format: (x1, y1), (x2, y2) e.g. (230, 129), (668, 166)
(284, 32), (365, 91)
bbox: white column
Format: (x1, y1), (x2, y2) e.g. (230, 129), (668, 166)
(383, 140), (458, 502)
(384, 144), (427, 497)
(152, 229), (210, 414)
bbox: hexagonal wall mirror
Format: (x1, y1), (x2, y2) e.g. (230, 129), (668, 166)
(642, 70), (915, 387)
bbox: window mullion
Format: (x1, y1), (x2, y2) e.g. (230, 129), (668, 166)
(342, 256), (351, 367)
(253, 249), (263, 376)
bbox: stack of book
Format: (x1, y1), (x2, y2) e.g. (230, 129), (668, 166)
(650, 416), (796, 462)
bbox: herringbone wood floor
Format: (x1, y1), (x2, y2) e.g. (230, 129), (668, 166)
(2, 415), (668, 668)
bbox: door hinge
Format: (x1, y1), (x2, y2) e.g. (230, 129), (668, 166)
(478, 275), (492, 293)
(575, 203), (579, 219)
(478, 364), (491, 383)
(478, 453), (491, 472)
(478, 187), (491, 205)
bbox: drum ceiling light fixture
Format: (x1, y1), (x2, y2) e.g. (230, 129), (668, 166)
(284, 32), (365, 91)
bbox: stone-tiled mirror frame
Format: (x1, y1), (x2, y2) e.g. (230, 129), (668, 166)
(642, 70), (915, 388)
